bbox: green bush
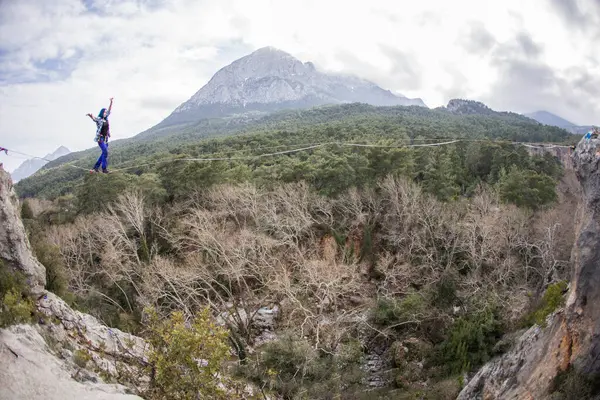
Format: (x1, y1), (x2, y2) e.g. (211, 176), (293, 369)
(522, 281), (568, 328)
(371, 293), (428, 328)
(21, 210), (74, 304)
(75, 172), (166, 214)
(1, 288), (35, 327)
(33, 241), (71, 301)
(433, 306), (504, 375)
(143, 307), (230, 400)
(20, 199), (35, 220)
(0, 262), (35, 328)
(497, 166), (557, 209)
(431, 277), (459, 309)
(237, 334), (364, 399)
(73, 349), (92, 368)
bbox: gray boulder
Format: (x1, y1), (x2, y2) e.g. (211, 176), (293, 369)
(0, 324), (142, 400)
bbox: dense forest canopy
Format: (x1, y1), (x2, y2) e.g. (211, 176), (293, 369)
(16, 102), (574, 206)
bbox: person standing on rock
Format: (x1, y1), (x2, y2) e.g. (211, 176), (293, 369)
(86, 97), (113, 173)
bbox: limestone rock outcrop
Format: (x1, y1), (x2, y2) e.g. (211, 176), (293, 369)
(157, 46), (426, 128)
(0, 324), (142, 400)
(457, 137), (600, 399)
(0, 169), (46, 294)
(0, 169), (146, 399)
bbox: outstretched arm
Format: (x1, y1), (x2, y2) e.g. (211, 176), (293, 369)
(86, 113), (98, 122)
(107, 97), (114, 115)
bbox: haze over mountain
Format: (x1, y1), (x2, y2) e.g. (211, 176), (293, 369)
(154, 47), (426, 129)
(524, 111), (575, 128)
(525, 110), (594, 134)
(10, 146), (70, 183)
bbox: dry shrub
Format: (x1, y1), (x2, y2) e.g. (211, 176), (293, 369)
(297, 259), (363, 313)
(374, 176), (556, 324)
(189, 182), (332, 248)
(173, 191), (361, 340)
(530, 206), (574, 284)
(46, 214), (104, 296)
(22, 197), (54, 218)
(47, 190), (173, 320)
(42, 176), (569, 347)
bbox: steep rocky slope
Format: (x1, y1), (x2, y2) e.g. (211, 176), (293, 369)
(0, 170), (46, 294)
(156, 46), (426, 128)
(458, 136), (600, 399)
(0, 168), (145, 400)
(0, 325), (141, 400)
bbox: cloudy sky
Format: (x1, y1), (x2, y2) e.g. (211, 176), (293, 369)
(1, 0), (599, 172)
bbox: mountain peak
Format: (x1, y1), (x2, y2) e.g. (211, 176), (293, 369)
(445, 99), (495, 115)
(524, 110), (594, 134)
(250, 46), (292, 56)
(11, 145), (71, 182)
(524, 111), (575, 128)
(237, 46), (298, 66)
(49, 146), (71, 157)
(155, 47), (426, 128)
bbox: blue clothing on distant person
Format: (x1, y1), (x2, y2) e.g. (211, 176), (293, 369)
(87, 98), (113, 173)
(93, 138), (109, 171)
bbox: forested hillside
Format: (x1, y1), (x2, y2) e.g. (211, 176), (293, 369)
(16, 102), (574, 203)
(8, 99), (586, 399)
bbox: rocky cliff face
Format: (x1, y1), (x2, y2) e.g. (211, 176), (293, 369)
(0, 168), (145, 400)
(523, 144), (574, 171)
(444, 99), (529, 121)
(157, 46), (426, 128)
(457, 137), (600, 399)
(0, 169), (46, 294)
(445, 99), (497, 116)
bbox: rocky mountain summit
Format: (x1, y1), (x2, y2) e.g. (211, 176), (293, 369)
(444, 99), (497, 116)
(443, 98), (529, 120)
(458, 136), (600, 399)
(156, 46), (426, 128)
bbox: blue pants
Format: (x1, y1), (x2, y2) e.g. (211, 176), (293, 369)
(94, 139), (108, 170)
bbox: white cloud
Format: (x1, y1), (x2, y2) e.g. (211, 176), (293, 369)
(0, 0), (598, 173)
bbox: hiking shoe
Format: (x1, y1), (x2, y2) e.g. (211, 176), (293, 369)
(90, 168), (99, 173)
(102, 169), (110, 174)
